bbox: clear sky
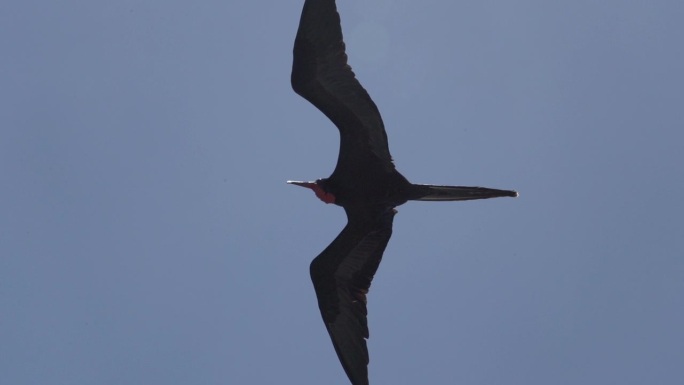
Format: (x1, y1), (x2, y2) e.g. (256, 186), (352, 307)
(2, 1), (683, 384)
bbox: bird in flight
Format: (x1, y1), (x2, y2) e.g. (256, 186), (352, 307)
(289, 1), (517, 384)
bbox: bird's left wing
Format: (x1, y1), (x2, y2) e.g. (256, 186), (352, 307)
(310, 207), (396, 385)
(291, 0), (395, 177)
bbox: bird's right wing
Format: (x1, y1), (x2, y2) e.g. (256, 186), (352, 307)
(310, 208), (396, 385)
(291, 0), (395, 175)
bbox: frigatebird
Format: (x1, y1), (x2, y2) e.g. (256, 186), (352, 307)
(289, 1), (517, 384)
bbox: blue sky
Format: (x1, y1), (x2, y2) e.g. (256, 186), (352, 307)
(2, 1), (683, 384)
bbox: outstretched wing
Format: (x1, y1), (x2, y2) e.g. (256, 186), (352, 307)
(310, 208), (396, 385)
(292, 0), (394, 177)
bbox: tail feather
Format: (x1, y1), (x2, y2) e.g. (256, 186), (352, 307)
(409, 184), (518, 202)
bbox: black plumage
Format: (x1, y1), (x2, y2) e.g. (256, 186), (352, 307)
(289, 1), (517, 384)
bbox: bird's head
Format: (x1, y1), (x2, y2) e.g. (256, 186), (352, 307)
(287, 179), (336, 204)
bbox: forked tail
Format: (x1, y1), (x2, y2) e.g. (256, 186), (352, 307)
(409, 184), (518, 201)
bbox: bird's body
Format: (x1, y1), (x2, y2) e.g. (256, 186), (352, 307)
(289, 1), (517, 384)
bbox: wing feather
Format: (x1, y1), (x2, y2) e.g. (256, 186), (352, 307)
(292, 0), (394, 176)
(310, 208), (396, 385)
